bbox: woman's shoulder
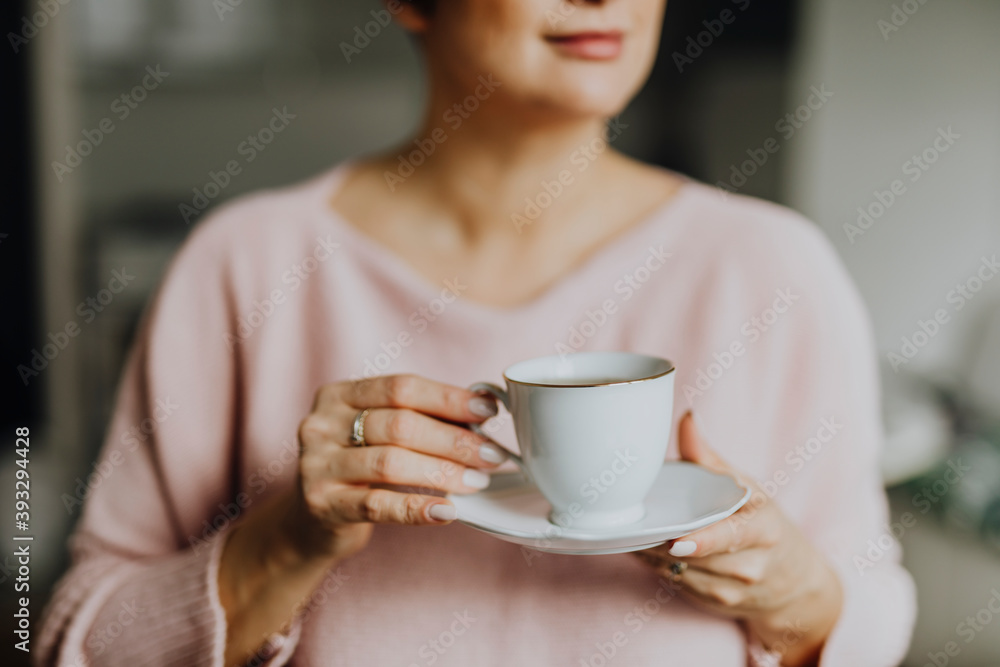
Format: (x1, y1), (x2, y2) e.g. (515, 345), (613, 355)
(660, 179), (870, 335)
(168, 165), (345, 275)
(623, 158), (835, 278)
(674, 180), (851, 291)
(185, 166), (340, 245)
(677, 180), (828, 254)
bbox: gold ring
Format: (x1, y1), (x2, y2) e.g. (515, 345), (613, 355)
(349, 408), (371, 447)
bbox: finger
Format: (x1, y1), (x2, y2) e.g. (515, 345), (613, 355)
(298, 412), (345, 453)
(637, 546), (770, 586)
(673, 566), (755, 612)
(361, 408), (508, 467)
(328, 487), (459, 525)
(677, 411), (731, 474)
(634, 549), (754, 610)
(331, 445), (492, 493)
(340, 374), (498, 423)
(676, 409), (762, 508)
(660, 507), (767, 559)
(678, 549), (771, 585)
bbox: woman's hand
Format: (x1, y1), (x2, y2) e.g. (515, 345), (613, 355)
(634, 413), (843, 667)
(287, 373), (507, 561)
(219, 374), (505, 665)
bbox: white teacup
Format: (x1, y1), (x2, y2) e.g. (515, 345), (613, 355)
(470, 351), (675, 531)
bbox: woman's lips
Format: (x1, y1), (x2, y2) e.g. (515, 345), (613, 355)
(545, 31), (624, 60)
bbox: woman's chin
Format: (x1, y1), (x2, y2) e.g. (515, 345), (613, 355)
(535, 76), (638, 117)
(512, 85), (633, 122)
(539, 98), (630, 123)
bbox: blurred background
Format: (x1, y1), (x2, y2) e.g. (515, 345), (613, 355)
(2, 0), (999, 664)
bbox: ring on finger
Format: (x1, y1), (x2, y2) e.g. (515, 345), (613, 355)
(669, 560), (688, 582)
(349, 408), (372, 447)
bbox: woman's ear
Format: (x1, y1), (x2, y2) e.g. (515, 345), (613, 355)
(392, 0), (431, 35)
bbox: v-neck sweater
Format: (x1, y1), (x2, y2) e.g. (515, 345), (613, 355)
(40, 162), (915, 667)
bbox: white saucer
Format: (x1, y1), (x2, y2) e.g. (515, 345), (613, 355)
(449, 462), (751, 555)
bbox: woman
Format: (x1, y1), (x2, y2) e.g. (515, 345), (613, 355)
(39, 1), (915, 665)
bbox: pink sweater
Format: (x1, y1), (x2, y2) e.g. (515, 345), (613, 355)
(39, 162), (915, 666)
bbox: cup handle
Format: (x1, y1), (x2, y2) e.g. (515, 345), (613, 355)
(467, 382), (526, 473)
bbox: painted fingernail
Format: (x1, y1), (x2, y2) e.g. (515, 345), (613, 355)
(428, 504), (457, 521)
(668, 541), (697, 557)
(468, 396), (498, 417)
(462, 468), (491, 489)
(479, 442), (508, 465)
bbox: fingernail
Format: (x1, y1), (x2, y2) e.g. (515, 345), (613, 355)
(468, 396), (498, 417)
(428, 504), (457, 521)
(462, 468), (491, 489)
(479, 442), (508, 465)
(668, 540), (697, 557)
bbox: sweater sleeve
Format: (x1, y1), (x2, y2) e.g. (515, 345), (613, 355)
(808, 281), (918, 667)
(36, 211), (303, 666)
(750, 222), (917, 666)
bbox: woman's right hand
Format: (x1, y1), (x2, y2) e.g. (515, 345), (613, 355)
(285, 373), (508, 563)
(219, 374), (505, 665)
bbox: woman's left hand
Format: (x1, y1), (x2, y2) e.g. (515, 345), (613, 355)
(635, 413), (843, 667)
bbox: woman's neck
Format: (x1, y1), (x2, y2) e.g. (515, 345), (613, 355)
(375, 91), (626, 240)
(333, 99), (680, 308)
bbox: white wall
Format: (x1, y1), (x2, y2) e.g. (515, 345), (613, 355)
(786, 2), (1000, 662)
(786, 0), (1000, 393)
